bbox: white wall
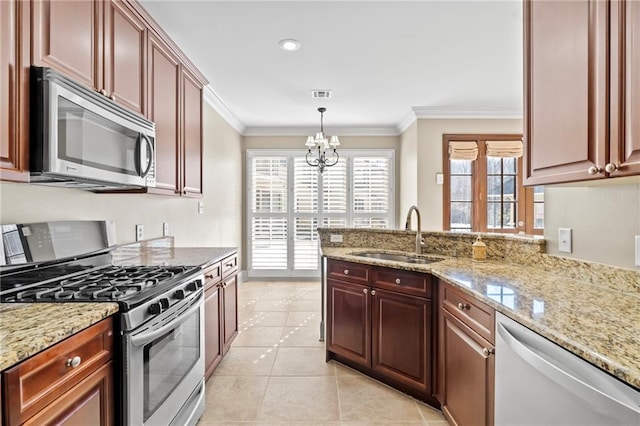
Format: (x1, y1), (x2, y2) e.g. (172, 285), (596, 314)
(412, 118), (523, 231)
(544, 179), (640, 269)
(399, 120), (418, 228)
(0, 103), (244, 263)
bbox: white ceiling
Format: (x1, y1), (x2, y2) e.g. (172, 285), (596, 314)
(139, 0), (523, 135)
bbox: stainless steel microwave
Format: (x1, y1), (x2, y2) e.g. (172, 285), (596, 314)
(30, 67), (156, 191)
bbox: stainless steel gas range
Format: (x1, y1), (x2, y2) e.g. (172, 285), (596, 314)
(0, 221), (205, 426)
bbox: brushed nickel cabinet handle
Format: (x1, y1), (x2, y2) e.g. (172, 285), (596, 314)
(395, 278), (401, 284)
(371, 290), (376, 296)
(205, 274), (214, 279)
(457, 302), (469, 310)
(363, 288), (368, 294)
(66, 356), (81, 368)
(482, 348), (494, 357)
(343, 269), (349, 275)
(604, 162), (619, 173)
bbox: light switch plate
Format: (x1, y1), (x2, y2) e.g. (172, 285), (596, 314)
(163, 222), (170, 237)
(635, 235), (640, 267)
(558, 228), (572, 253)
(330, 234), (343, 243)
(135, 224), (144, 241)
(198, 201), (204, 215)
(436, 173), (444, 185)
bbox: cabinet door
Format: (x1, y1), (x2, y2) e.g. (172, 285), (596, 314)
(104, 0), (146, 115)
(204, 284), (222, 379)
(524, 0), (609, 185)
(441, 310), (494, 426)
(181, 68), (203, 196)
(0, 0), (28, 182)
(609, 0), (640, 176)
(221, 274), (238, 354)
(327, 279), (371, 367)
(32, 0), (102, 90)
(371, 288), (431, 395)
(23, 361), (113, 426)
(148, 33), (180, 195)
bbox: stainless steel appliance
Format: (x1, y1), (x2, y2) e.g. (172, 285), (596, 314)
(30, 67), (156, 190)
(0, 221), (205, 426)
(495, 312), (640, 425)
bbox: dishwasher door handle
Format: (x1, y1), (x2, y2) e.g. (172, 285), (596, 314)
(497, 321), (640, 416)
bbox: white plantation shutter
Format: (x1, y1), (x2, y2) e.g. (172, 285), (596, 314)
(352, 156), (391, 228)
(247, 150), (394, 277)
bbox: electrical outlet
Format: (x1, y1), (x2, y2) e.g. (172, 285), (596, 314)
(163, 222), (170, 237)
(558, 228), (572, 253)
(635, 235), (640, 267)
(330, 234), (343, 243)
(135, 224), (144, 241)
(198, 201), (204, 215)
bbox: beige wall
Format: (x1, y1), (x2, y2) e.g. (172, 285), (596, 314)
(544, 179), (640, 269)
(0, 103), (244, 265)
(412, 118), (523, 231)
(399, 121), (418, 228)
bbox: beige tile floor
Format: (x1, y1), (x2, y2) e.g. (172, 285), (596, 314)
(198, 280), (448, 426)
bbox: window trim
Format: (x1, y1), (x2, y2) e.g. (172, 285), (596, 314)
(442, 134), (542, 235)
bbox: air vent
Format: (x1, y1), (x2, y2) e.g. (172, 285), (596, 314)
(312, 90), (332, 99)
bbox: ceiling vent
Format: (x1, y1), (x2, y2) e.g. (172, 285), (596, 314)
(312, 90), (332, 99)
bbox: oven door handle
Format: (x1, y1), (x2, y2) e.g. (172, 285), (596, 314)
(130, 298), (202, 347)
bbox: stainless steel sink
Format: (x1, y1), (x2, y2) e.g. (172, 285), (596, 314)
(353, 252), (437, 264)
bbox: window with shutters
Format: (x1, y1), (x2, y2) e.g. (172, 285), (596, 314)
(443, 134), (543, 235)
(247, 150), (394, 277)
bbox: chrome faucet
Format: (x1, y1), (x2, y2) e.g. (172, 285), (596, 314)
(405, 205), (426, 254)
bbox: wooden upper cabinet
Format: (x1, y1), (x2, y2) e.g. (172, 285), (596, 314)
(104, 0), (147, 115)
(181, 68), (203, 196)
(609, 0), (640, 177)
(1, 0), (29, 182)
(148, 33), (180, 195)
(524, 0), (608, 185)
(32, 0), (102, 91)
(524, 0), (640, 184)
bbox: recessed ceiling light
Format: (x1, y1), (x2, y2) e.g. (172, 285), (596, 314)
(279, 39), (301, 51)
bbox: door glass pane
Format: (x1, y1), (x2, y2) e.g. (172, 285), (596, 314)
(450, 176), (472, 201)
(353, 157), (389, 214)
(450, 202), (472, 230)
(144, 309), (200, 422)
(450, 159), (472, 174)
(503, 176), (517, 201)
(534, 186), (544, 229)
(487, 157), (501, 174)
(487, 202), (500, 229)
(487, 176), (502, 200)
(503, 157), (516, 174)
(251, 157), (287, 213)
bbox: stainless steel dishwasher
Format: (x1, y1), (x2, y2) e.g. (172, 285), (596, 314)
(495, 312), (640, 425)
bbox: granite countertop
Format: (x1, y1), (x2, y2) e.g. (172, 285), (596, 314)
(112, 246), (238, 269)
(322, 247), (640, 390)
(0, 303), (119, 371)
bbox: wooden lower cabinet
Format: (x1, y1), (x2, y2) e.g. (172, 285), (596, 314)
(2, 317), (114, 426)
(327, 279), (371, 368)
(372, 288), (431, 394)
(204, 279), (223, 380)
(221, 273), (238, 354)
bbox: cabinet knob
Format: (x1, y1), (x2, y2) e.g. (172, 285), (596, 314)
(343, 269), (349, 275)
(109, 94), (116, 101)
(395, 278), (401, 284)
(457, 302), (469, 310)
(363, 288), (368, 294)
(587, 166), (603, 175)
(205, 274), (214, 279)
(66, 356), (82, 368)
(182, 189), (187, 194)
(604, 162), (619, 173)
(371, 290), (376, 296)
(99, 88), (107, 96)
(482, 348), (494, 357)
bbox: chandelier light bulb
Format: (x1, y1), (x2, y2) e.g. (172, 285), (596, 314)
(305, 107), (340, 173)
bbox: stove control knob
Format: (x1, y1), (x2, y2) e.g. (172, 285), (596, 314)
(159, 298), (170, 310)
(148, 302), (163, 315)
(174, 289), (186, 299)
(196, 279), (203, 289)
(186, 282), (197, 292)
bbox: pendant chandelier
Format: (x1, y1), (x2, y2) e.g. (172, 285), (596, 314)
(305, 107), (340, 173)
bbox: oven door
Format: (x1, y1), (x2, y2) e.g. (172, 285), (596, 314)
(123, 293), (205, 426)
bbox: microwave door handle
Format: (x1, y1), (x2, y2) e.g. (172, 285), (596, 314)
(130, 296), (202, 347)
(139, 133), (153, 178)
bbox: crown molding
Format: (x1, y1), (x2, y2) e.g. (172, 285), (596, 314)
(411, 106), (523, 119)
(397, 110), (417, 134)
(243, 126), (400, 137)
(202, 85), (245, 134)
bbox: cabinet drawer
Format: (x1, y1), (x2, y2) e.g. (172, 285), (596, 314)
(373, 267), (431, 298)
(327, 260), (369, 285)
(221, 253), (238, 278)
(441, 283), (494, 344)
(3, 317), (114, 425)
(203, 261), (222, 290)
